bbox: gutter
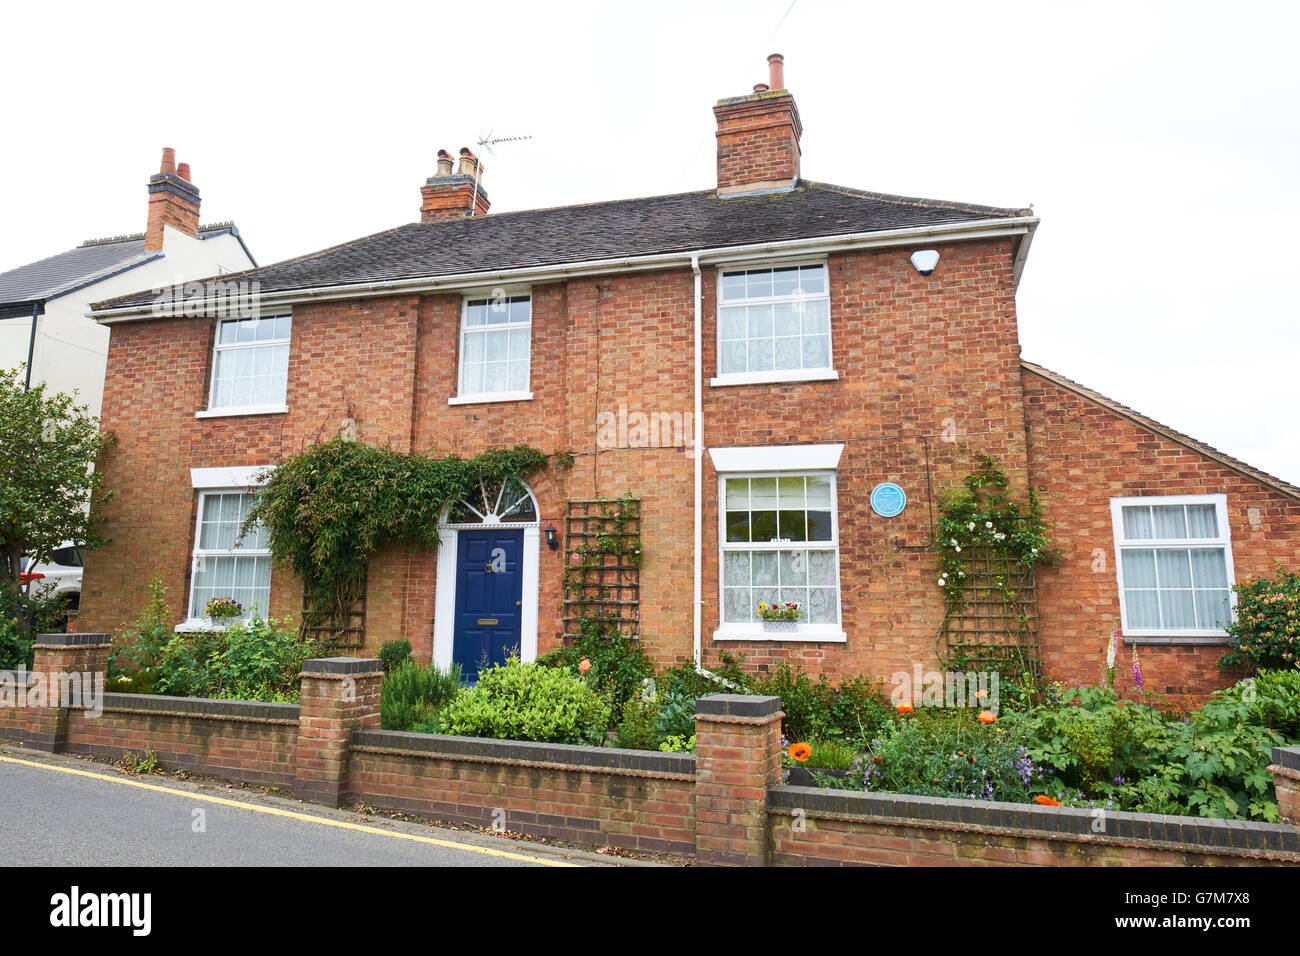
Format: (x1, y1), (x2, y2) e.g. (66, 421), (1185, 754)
(89, 216), (1039, 323)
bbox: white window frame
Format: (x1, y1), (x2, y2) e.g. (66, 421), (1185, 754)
(450, 291), (534, 405)
(177, 468), (275, 632)
(200, 313), (292, 418)
(713, 452), (846, 643)
(710, 259), (838, 388)
(1109, 493), (1237, 639)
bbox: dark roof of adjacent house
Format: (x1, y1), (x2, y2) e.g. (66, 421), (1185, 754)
(1022, 360), (1300, 501)
(93, 181), (1031, 311)
(0, 223), (252, 310)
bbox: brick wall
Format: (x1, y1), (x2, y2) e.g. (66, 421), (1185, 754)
(348, 732), (697, 855)
(4, 652), (1298, 866)
(1023, 367), (1300, 698)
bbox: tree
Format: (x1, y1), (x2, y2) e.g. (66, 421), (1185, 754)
(0, 365), (113, 594)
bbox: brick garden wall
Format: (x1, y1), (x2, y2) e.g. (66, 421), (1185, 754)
(4, 642), (1299, 866)
(1023, 367), (1300, 699)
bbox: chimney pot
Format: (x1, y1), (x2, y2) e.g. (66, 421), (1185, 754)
(457, 148), (482, 180)
(768, 53), (785, 90)
(160, 147), (176, 175)
(435, 149), (454, 177)
(753, 83), (769, 93)
(177, 162), (191, 182)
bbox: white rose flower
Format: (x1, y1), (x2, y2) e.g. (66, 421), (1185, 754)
(985, 521), (993, 529)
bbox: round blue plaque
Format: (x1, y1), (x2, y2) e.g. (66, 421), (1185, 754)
(870, 482), (907, 518)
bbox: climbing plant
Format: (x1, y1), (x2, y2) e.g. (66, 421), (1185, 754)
(934, 455), (1062, 676)
(562, 493), (642, 641)
(244, 438), (552, 635)
(934, 455), (1060, 608)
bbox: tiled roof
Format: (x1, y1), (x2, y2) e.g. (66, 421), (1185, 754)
(93, 181), (1030, 311)
(0, 237), (157, 305)
(1022, 360), (1300, 501)
(0, 223), (248, 307)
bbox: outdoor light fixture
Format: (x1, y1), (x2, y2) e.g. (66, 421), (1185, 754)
(545, 524), (559, 550)
(910, 249), (940, 276)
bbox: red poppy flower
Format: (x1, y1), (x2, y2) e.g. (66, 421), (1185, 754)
(978, 710), (996, 724)
(788, 742), (812, 762)
(1034, 795), (1061, 807)
(896, 702), (914, 715)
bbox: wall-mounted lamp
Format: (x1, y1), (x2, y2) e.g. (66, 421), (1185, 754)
(545, 524), (559, 550)
(910, 249), (940, 276)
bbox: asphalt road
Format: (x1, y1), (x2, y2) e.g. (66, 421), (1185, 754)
(0, 749), (613, 867)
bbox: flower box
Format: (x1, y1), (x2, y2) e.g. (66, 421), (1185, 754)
(761, 619), (798, 633)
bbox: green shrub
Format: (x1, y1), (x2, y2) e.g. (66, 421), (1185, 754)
(111, 571), (173, 678)
(614, 694), (658, 750)
(443, 656), (610, 746)
(380, 659), (462, 733)
(804, 738), (859, 770)
(654, 689), (696, 741)
(832, 709), (1045, 802)
(659, 734), (695, 753)
(106, 669), (159, 695)
(155, 617), (321, 701)
(378, 639), (414, 673)
(534, 617), (653, 717)
(0, 583), (68, 670)
(1221, 568), (1300, 672)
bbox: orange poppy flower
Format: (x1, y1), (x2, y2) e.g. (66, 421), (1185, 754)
(975, 689), (989, 700)
(896, 702), (914, 715)
(788, 742), (812, 762)
(977, 710), (996, 724)
(1034, 795), (1061, 807)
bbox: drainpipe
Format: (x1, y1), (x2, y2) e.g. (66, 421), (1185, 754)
(24, 300), (42, 390)
(691, 252), (703, 668)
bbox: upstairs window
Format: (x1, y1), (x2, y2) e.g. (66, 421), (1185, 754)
(456, 295), (532, 402)
(715, 262), (833, 385)
(1110, 495), (1236, 637)
(208, 314), (291, 412)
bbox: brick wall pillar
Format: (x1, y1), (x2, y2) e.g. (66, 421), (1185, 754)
(694, 694), (783, 866)
(24, 633), (111, 752)
(1272, 748), (1300, 827)
(295, 657), (383, 806)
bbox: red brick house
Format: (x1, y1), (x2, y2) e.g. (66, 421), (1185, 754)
(82, 56), (1299, 698)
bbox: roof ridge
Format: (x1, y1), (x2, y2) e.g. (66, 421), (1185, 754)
(804, 180), (1030, 218)
(1021, 359), (1300, 501)
(79, 233), (146, 247)
(410, 187), (718, 228)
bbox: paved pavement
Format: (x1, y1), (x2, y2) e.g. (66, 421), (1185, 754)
(0, 747), (624, 867)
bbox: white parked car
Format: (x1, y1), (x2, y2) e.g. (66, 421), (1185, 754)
(19, 544), (84, 614)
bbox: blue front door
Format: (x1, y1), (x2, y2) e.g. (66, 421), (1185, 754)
(452, 530), (524, 683)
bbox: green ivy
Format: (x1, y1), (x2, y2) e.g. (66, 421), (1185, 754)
(244, 438), (550, 633)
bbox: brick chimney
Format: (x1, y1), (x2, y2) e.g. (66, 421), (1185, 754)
(713, 54), (803, 196)
(420, 147), (490, 221)
(144, 147), (201, 251)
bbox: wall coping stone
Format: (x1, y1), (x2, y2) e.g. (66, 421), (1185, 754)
(33, 633), (112, 647)
(352, 729), (695, 778)
(695, 694), (781, 718)
(1273, 747), (1300, 773)
(301, 657), (383, 676)
(768, 785), (1300, 858)
(99, 692), (300, 723)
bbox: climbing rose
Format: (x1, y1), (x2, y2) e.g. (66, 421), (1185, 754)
(578, 658), (591, 674)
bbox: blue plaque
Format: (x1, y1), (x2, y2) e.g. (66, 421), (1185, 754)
(870, 482), (907, 518)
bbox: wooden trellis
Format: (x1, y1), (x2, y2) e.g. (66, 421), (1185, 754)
(563, 498), (641, 642)
(301, 567), (367, 648)
(936, 546), (1039, 674)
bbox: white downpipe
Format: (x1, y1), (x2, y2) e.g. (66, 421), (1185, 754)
(691, 252), (703, 668)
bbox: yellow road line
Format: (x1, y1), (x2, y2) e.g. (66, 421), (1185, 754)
(0, 754), (578, 867)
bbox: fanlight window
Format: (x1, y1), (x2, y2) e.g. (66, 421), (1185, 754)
(446, 477), (538, 525)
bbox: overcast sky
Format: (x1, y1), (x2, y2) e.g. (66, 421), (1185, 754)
(4, 1), (1297, 483)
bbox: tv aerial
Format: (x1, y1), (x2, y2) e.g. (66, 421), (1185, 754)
(470, 125), (533, 216)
